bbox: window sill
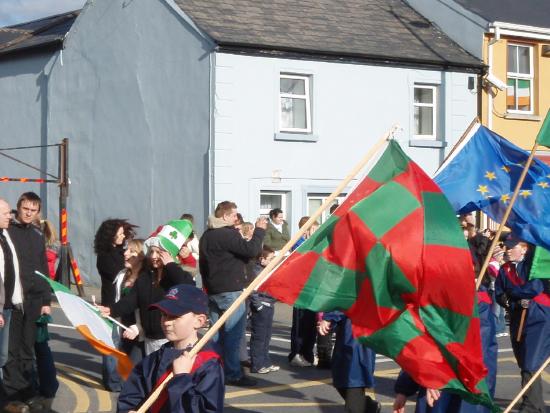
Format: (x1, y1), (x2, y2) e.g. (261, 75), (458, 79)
(504, 113), (541, 121)
(274, 132), (318, 142)
(409, 139), (446, 148)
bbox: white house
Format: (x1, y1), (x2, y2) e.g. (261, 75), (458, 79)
(0, 0), (483, 282)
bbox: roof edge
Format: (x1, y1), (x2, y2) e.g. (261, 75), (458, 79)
(163, 0), (216, 47)
(0, 41), (62, 60)
(216, 42), (485, 74)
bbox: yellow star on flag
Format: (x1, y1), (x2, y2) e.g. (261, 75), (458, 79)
(476, 185), (489, 195)
(501, 165), (511, 173)
(519, 190), (532, 199)
(537, 181), (549, 189)
(485, 171), (496, 181)
(500, 193), (511, 204)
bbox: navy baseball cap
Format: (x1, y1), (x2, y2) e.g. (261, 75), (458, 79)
(504, 234), (524, 249)
(149, 284), (208, 316)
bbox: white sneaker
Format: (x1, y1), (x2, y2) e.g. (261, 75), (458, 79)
(268, 365), (280, 372)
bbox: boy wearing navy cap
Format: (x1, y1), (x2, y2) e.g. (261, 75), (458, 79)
(117, 284), (224, 413)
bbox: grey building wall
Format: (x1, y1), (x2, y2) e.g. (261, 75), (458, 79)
(0, 0), (213, 284)
(212, 53), (478, 233)
(405, 0), (488, 59)
(0, 52), (59, 224)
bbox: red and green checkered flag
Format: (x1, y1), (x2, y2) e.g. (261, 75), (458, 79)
(260, 140), (497, 411)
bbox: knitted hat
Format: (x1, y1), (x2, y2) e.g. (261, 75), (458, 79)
(144, 219), (193, 259)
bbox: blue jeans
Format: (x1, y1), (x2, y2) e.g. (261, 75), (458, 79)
(209, 292), (246, 381)
(491, 290), (506, 334)
(101, 328), (122, 391)
(0, 309), (12, 379)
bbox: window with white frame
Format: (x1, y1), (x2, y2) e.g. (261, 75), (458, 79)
(260, 191), (289, 219)
(413, 85), (437, 139)
(307, 194), (346, 225)
(507, 44), (534, 113)
(279, 74), (312, 133)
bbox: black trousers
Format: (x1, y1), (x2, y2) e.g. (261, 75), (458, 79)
(316, 329), (333, 365)
(288, 307), (317, 364)
(519, 370), (545, 413)
(3, 307), (38, 401)
(250, 304), (274, 371)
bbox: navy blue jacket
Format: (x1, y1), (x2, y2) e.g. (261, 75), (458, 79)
(323, 311), (375, 389)
(495, 260), (550, 371)
(117, 342), (224, 413)
(394, 292), (497, 413)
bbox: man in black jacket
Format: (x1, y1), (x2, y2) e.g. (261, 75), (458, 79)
(5, 192), (51, 412)
(199, 201), (266, 386)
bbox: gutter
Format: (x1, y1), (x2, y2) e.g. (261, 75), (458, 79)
(489, 21), (550, 41)
(216, 43), (485, 74)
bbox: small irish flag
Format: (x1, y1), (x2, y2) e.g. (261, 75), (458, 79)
(36, 271), (133, 379)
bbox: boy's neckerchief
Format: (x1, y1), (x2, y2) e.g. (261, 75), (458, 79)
(149, 344), (221, 413)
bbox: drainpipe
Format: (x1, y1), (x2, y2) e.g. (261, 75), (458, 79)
(208, 50), (216, 215)
(487, 24), (501, 129)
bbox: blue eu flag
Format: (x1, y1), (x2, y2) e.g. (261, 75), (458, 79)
(434, 124), (550, 250)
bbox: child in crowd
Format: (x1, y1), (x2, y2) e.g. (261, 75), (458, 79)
(117, 284), (224, 413)
(249, 246), (279, 374)
(40, 219), (59, 280)
(318, 312), (380, 413)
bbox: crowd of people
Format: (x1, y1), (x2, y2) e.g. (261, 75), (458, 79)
(0, 193), (549, 413)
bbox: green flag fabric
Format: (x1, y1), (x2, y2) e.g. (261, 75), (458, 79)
(260, 140), (498, 411)
(536, 109), (550, 147)
(530, 246), (550, 279)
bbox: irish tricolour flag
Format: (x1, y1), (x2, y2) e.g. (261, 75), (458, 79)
(36, 271), (133, 379)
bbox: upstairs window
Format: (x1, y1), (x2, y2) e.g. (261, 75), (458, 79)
(279, 74), (312, 133)
(507, 44), (533, 113)
(413, 85), (437, 139)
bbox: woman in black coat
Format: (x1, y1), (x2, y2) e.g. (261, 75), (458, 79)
(94, 219), (137, 307)
(99, 243), (194, 355)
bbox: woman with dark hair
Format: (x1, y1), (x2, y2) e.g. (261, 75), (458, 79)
(94, 219), (137, 307)
(263, 208), (290, 253)
(94, 219), (137, 391)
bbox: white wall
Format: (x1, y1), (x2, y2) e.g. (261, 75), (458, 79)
(212, 53), (478, 232)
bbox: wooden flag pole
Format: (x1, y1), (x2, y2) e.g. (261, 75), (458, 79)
(475, 141), (539, 290)
(502, 355), (550, 413)
(516, 308), (527, 342)
(135, 127), (394, 413)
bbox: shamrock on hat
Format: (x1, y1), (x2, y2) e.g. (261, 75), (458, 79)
(144, 219), (193, 259)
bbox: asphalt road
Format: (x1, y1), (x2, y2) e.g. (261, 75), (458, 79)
(45, 296), (550, 412)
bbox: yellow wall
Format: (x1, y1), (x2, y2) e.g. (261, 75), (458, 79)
(481, 35), (550, 151)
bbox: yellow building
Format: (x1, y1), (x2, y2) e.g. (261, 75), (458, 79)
(405, 1), (550, 152)
(483, 23), (550, 151)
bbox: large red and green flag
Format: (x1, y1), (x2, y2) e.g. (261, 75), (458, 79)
(530, 246), (550, 279)
(260, 140), (497, 411)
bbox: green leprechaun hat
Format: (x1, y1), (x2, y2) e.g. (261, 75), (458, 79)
(144, 219), (193, 258)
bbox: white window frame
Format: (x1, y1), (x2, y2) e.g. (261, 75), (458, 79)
(507, 43), (534, 115)
(279, 73), (312, 133)
(307, 194), (346, 224)
(413, 85), (437, 140)
(259, 191), (288, 218)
